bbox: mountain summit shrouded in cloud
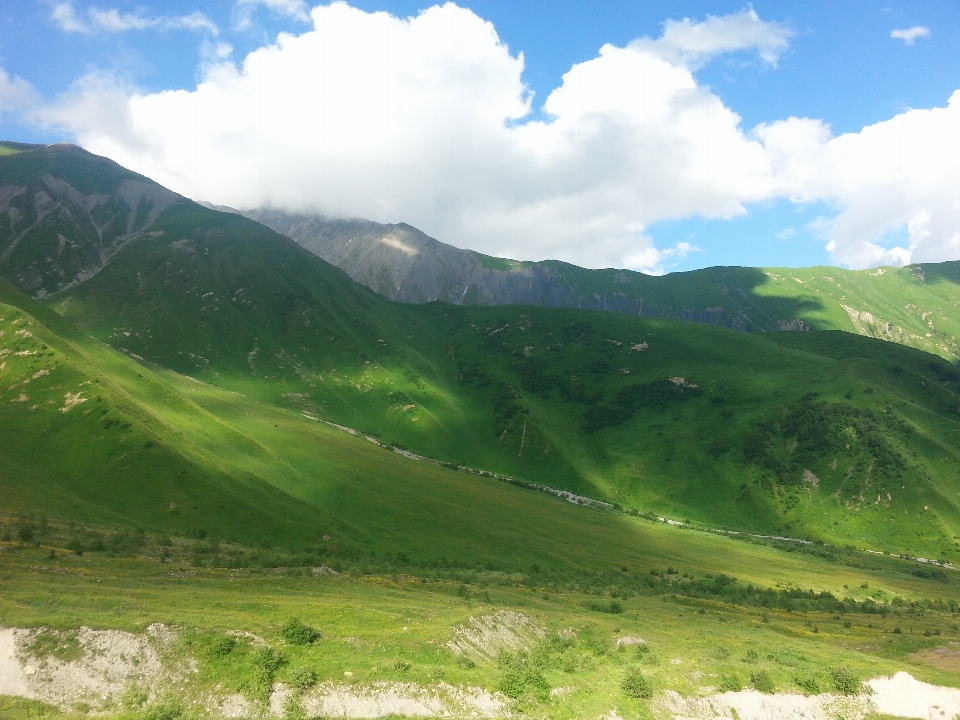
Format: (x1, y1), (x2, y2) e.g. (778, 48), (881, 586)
(3, 2), (960, 272)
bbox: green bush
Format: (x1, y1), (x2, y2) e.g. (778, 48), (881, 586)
(288, 666), (318, 691)
(247, 647), (286, 702)
(282, 694), (307, 720)
(750, 671), (775, 693)
(209, 635), (236, 657)
(254, 647), (286, 674)
(621, 670), (653, 699)
(498, 651), (550, 701)
(830, 666), (861, 694)
(140, 697), (184, 720)
(120, 684), (149, 709)
(280, 618), (320, 645)
(794, 674), (821, 694)
(718, 674), (742, 692)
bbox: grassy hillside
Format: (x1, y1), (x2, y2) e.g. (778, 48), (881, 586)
(46, 226), (960, 560)
(3, 286), (960, 718)
(0, 141), (960, 559)
(6, 278), (953, 586)
(2, 143), (958, 558)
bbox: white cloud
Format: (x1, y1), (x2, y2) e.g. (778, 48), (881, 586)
(235, 0), (311, 30)
(34, 4), (786, 272)
(51, 2), (218, 35)
(891, 26), (930, 44)
(758, 93), (960, 268)
(0, 69), (40, 120)
(50, 2), (88, 33)
(637, 8), (792, 68)
(25, 3), (960, 271)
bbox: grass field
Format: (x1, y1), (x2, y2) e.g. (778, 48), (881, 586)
(1, 518), (959, 719)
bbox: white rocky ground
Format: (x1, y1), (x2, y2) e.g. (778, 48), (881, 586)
(654, 672), (960, 720)
(2, 624), (959, 719)
(446, 610), (545, 661)
(1, 625), (506, 718)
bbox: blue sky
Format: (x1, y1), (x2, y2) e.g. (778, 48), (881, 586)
(1, 1), (959, 273)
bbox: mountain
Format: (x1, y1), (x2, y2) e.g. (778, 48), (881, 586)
(245, 208), (960, 362)
(2, 142), (959, 562)
(0, 143), (182, 299)
(3, 142), (960, 720)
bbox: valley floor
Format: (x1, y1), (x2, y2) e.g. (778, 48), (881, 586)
(1, 520), (959, 720)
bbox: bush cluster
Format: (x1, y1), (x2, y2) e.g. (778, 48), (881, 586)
(280, 618), (320, 645)
(621, 671), (653, 699)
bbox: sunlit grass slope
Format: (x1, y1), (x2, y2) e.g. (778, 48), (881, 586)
(1, 142), (957, 559)
(50, 228), (960, 560)
(4, 278), (959, 594)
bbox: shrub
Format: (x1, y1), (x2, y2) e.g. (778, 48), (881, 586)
(120, 683), (149, 709)
(209, 635), (236, 657)
(718, 674), (742, 692)
(254, 647), (286, 675)
(621, 670), (653, 699)
(498, 651), (550, 701)
(281, 618), (320, 645)
(288, 666), (318, 692)
(282, 694), (307, 720)
(743, 649), (759, 663)
(750, 671), (775, 693)
(794, 674), (821, 694)
(830, 666), (860, 695)
(141, 697), (184, 720)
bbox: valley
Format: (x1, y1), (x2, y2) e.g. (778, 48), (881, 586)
(0, 141), (958, 719)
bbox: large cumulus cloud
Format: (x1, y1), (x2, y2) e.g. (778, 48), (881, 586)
(21, 3), (960, 271)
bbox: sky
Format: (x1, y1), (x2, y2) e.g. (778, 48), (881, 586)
(1, 1), (959, 274)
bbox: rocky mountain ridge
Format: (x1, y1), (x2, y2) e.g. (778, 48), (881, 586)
(243, 208), (960, 361)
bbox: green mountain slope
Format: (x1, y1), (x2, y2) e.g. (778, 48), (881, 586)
(2, 143), (958, 561)
(247, 208), (960, 361)
(3, 279), (923, 586)
(0, 143), (183, 298)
